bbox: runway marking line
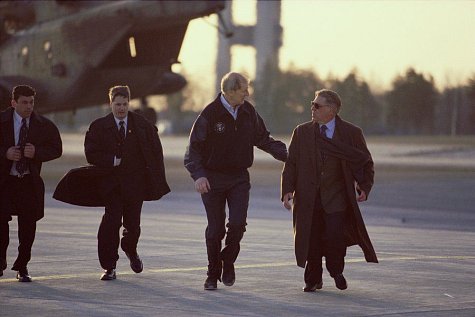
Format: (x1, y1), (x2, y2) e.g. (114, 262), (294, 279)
(0, 254), (474, 283)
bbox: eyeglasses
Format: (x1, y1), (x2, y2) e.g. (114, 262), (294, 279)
(311, 101), (332, 110)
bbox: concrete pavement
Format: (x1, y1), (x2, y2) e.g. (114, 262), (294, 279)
(1, 193), (474, 317)
(1, 135), (474, 316)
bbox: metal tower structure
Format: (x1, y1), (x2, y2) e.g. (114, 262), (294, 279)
(216, 0), (282, 92)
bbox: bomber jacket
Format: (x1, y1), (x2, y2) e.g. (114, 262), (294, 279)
(184, 94), (287, 180)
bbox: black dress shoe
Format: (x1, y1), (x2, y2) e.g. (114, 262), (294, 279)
(101, 269), (116, 281)
(125, 252), (143, 273)
(16, 268), (32, 282)
(204, 277), (218, 290)
(303, 280), (323, 292)
(334, 274), (347, 290)
(222, 262), (235, 286)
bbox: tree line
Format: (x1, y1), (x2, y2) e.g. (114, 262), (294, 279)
(52, 66), (475, 136)
(251, 65), (475, 135)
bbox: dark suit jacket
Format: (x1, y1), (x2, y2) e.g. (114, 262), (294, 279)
(54, 111), (169, 207)
(281, 115), (377, 267)
(0, 107), (62, 220)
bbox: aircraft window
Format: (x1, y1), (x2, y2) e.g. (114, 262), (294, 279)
(44, 41), (51, 52)
(20, 46), (29, 66)
(128, 37), (137, 58)
(21, 46), (28, 56)
(44, 41), (53, 59)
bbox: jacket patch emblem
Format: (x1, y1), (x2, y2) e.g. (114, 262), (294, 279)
(214, 122), (225, 133)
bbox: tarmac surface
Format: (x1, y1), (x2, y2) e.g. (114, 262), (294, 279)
(1, 135), (475, 317)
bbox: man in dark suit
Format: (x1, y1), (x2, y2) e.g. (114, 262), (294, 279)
(0, 85), (62, 282)
(281, 89), (377, 292)
(85, 85), (170, 280)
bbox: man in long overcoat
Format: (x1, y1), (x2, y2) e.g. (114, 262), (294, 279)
(83, 85), (169, 280)
(281, 88), (377, 292)
(0, 85), (62, 282)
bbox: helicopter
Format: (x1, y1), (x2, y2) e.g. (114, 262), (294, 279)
(0, 0), (226, 122)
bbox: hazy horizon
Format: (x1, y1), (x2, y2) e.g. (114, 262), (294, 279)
(178, 0), (475, 101)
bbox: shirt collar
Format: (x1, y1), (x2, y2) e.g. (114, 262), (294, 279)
(114, 116), (128, 127)
(220, 94), (240, 118)
(13, 110), (29, 126)
(320, 117), (336, 138)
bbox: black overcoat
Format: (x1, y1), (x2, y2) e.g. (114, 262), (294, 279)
(0, 107), (62, 221)
(53, 111), (170, 206)
(281, 116), (377, 268)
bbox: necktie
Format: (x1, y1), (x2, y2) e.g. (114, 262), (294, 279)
(119, 121), (125, 141)
(320, 124), (328, 137)
(16, 118), (28, 175)
(117, 121), (125, 159)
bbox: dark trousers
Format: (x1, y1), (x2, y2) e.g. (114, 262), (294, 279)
(98, 185), (143, 270)
(305, 200), (346, 283)
(201, 170), (250, 278)
(0, 175), (37, 270)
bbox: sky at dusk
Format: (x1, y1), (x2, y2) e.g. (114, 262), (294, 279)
(178, 0), (475, 100)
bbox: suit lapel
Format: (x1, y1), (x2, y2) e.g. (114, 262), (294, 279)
(333, 120), (342, 142)
(129, 112), (148, 146)
(104, 113), (121, 142)
(27, 112), (42, 145)
(304, 123), (318, 172)
(334, 116), (348, 170)
(127, 112), (136, 138)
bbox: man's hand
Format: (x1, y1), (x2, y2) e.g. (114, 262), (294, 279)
(356, 184), (367, 202)
(23, 143), (35, 159)
(283, 192), (293, 210)
(195, 177), (210, 194)
(6, 146), (21, 161)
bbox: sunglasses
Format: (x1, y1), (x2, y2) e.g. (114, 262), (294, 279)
(311, 101), (332, 109)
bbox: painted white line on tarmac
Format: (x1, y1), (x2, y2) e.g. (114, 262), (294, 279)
(1, 255), (474, 283)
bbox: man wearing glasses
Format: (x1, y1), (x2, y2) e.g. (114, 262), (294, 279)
(281, 88), (377, 292)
